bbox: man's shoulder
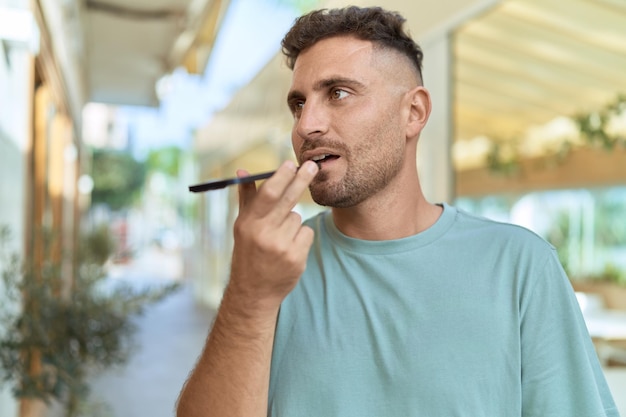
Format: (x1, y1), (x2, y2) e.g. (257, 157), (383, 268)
(450, 205), (555, 251)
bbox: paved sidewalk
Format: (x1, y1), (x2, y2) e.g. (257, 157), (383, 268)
(86, 247), (215, 417)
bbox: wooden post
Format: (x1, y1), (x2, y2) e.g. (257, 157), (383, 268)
(19, 83), (49, 417)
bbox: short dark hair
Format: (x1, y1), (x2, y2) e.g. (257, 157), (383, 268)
(281, 6), (423, 81)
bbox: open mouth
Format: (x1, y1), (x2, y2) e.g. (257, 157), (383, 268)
(310, 154), (339, 167)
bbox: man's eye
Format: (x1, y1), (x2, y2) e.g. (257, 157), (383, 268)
(331, 88), (349, 101)
(290, 100), (304, 115)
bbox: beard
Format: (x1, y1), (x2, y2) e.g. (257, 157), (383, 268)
(297, 100), (407, 208)
(305, 135), (405, 208)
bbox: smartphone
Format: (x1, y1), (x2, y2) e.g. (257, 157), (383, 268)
(188, 170), (276, 193)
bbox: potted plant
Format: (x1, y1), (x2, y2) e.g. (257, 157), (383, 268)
(0, 225), (180, 417)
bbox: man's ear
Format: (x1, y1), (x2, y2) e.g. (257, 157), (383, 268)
(406, 86), (431, 139)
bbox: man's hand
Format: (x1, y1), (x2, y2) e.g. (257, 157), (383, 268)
(175, 160), (319, 417)
(228, 160), (319, 313)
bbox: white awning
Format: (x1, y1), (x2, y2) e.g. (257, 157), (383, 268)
(84, 0), (231, 106)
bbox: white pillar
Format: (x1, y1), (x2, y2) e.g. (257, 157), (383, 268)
(418, 34), (455, 204)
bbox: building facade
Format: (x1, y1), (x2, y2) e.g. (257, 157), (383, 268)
(1, 0), (229, 415)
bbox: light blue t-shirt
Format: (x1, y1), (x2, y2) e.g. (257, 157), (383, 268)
(268, 204), (619, 416)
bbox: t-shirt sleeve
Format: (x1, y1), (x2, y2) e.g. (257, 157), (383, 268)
(520, 248), (620, 417)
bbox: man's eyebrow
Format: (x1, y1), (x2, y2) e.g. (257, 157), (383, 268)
(287, 90), (304, 104)
(314, 77), (365, 91)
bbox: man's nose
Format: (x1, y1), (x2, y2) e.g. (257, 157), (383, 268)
(295, 101), (328, 139)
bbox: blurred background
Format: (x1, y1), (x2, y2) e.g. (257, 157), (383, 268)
(1, 0), (625, 416)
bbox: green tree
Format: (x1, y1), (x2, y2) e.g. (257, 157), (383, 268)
(90, 149), (146, 211)
(274, 0), (319, 13)
(145, 146), (182, 177)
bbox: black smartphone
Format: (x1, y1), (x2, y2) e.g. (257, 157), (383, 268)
(188, 170), (276, 193)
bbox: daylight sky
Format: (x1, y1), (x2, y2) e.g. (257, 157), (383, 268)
(123, 0), (302, 158)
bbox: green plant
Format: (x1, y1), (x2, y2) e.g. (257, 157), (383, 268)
(145, 146), (183, 178)
(588, 263), (626, 287)
(0, 225), (180, 417)
(486, 140), (521, 176)
(477, 93), (626, 175)
(543, 209), (572, 276)
(90, 148), (146, 211)
(575, 94), (626, 151)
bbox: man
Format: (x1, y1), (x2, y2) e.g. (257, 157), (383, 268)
(177, 6), (620, 417)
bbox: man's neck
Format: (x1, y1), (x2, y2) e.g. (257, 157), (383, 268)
(330, 185), (442, 241)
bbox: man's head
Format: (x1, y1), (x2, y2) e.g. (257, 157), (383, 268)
(283, 7), (431, 209)
(281, 6), (424, 85)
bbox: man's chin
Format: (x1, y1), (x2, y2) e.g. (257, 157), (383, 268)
(310, 189), (358, 209)
(309, 185), (334, 208)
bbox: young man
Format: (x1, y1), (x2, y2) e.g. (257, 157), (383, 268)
(177, 7), (620, 417)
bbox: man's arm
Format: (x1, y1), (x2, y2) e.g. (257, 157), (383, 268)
(176, 161), (319, 417)
(520, 248), (620, 416)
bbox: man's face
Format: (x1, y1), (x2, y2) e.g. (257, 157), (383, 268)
(288, 36), (413, 208)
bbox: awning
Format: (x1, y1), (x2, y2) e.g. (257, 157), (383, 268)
(195, 0), (626, 174)
(81, 0), (231, 106)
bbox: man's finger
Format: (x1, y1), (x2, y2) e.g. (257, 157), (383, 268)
(264, 160), (318, 222)
(277, 161), (318, 214)
(249, 161), (300, 216)
(236, 169), (257, 211)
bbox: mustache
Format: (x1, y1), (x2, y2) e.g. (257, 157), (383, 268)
(299, 138), (347, 155)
